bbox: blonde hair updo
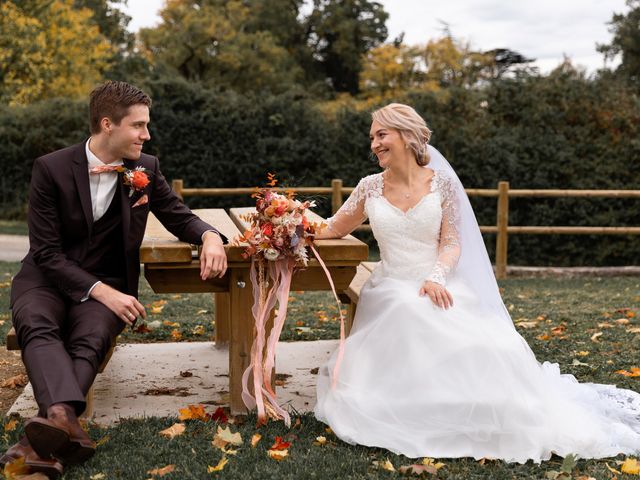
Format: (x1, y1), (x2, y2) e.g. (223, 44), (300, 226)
(371, 103), (432, 166)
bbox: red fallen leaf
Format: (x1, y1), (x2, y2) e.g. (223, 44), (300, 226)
(211, 407), (228, 424)
(270, 436), (291, 451)
(134, 323), (152, 334)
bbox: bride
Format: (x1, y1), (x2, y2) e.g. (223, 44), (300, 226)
(313, 103), (640, 463)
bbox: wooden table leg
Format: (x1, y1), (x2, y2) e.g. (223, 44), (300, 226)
(214, 292), (230, 347)
(229, 268), (254, 415)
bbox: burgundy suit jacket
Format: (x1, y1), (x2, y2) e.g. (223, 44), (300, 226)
(11, 141), (225, 305)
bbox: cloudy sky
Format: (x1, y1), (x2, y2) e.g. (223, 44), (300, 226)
(120, 0), (629, 73)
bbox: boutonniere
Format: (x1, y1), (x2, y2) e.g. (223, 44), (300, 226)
(89, 165), (151, 198)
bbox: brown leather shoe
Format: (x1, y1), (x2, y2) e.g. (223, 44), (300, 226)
(0, 435), (64, 479)
(25, 403), (96, 465)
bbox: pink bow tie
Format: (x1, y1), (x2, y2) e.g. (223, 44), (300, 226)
(89, 165), (123, 174)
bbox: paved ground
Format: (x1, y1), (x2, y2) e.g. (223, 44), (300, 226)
(0, 235), (28, 262)
(9, 340), (338, 424)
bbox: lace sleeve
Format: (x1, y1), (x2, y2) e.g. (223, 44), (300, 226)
(325, 177), (371, 238)
(426, 173), (461, 286)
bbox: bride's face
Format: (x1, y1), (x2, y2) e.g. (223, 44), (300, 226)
(370, 120), (404, 168)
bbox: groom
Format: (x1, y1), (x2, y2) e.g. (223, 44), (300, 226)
(4, 81), (227, 476)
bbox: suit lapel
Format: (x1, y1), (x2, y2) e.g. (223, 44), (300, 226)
(120, 159), (134, 245)
(71, 143), (93, 233)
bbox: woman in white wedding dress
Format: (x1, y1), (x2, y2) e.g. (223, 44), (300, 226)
(313, 103), (640, 463)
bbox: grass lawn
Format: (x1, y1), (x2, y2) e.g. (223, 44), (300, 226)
(0, 221), (28, 236)
(1, 260), (640, 478)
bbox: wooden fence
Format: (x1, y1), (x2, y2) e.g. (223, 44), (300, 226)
(172, 179), (640, 279)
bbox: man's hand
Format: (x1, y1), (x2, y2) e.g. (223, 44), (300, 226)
(419, 281), (454, 309)
(200, 231), (227, 280)
(90, 283), (146, 325)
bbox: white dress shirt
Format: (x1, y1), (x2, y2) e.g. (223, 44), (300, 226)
(86, 139), (123, 222)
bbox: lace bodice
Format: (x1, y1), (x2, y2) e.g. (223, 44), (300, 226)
(327, 170), (461, 285)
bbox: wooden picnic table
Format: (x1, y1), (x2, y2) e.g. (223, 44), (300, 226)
(140, 208), (368, 414)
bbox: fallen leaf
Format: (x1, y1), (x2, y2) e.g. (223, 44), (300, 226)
(270, 436), (291, 451)
(196, 309), (209, 315)
(267, 449), (289, 461)
(179, 370), (193, 377)
(212, 425), (243, 450)
(4, 419), (18, 432)
(627, 327), (640, 334)
(616, 318), (631, 325)
(399, 464), (438, 475)
(147, 464), (176, 476)
(90, 474), (107, 480)
(96, 435), (110, 446)
(134, 323), (152, 334)
(575, 476), (596, 480)
(576, 351), (590, 356)
(179, 404), (208, 421)
(207, 457), (229, 472)
(627, 311), (637, 318)
(159, 423), (186, 439)
(537, 332), (551, 341)
(163, 320), (180, 327)
(171, 329), (182, 340)
(314, 436), (327, 446)
(372, 459), (395, 472)
(615, 367), (640, 377)
(211, 407), (228, 424)
(422, 458), (445, 470)
(251, 433), (262, 447)
(1, 374), (28, 388)
(3, 457), (30, 477)
(516, 321), (539, 329)
(621, 458), (640, 474)
(598, 322), (614, 328)
(192, 325), (205, 336)
(150, 305), (164, 315)
(590, 332), (603, 342)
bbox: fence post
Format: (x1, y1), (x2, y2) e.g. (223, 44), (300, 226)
(495, 181), (510, 279)
(331, 179), (343, 215)
(172, 179), (184, 200)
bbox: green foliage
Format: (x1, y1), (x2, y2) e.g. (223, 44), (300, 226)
(598, 0), (640, 85)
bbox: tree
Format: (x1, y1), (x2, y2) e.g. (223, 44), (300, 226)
(306, 0), (389, 94)
(0, 0), (113, 105)
(598, 0), (640, 84)
(139, 0), (303, 94)
(359, 43), (422, 98)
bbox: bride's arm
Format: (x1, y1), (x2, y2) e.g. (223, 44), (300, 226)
(315, 178), (369, 239)
(420, 174), (461, 307)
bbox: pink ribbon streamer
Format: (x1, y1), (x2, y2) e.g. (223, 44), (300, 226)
(310, 245), (346, 390)
(241, 246), (347, 426)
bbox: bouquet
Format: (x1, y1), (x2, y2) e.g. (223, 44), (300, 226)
(235, 174), (345, 426)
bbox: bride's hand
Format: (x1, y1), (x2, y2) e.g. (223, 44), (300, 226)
(420, 281), (453, 309)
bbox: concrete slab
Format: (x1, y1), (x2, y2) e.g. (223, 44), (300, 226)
(0, 235), (28, 262)
(8, 340), (338, 424)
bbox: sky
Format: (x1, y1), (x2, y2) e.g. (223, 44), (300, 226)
(120, 0), (629, 73)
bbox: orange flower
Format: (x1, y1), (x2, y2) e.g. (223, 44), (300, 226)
(131, 170), (150, 189)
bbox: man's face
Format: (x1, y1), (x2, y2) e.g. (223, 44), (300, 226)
(107, 104), (151, 160)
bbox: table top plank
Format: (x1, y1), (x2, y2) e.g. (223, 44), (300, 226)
(140, 209), (243, 264)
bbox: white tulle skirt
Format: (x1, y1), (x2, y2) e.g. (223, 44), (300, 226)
(314, 272), (640, 463)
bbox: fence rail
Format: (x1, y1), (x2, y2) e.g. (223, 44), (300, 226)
(172, 179), (640, 279)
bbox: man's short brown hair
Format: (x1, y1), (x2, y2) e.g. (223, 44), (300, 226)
(89, 81), (152, 134)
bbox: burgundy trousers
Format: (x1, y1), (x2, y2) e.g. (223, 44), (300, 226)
(11, 285), (125, 416)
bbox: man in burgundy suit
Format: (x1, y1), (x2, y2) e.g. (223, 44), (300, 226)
(3, 81), (227, 477)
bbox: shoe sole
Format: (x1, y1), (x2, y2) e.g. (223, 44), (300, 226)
(25, 458), (63, 479)
(24, 419), (70, 459)
(55, 439), (96, 465)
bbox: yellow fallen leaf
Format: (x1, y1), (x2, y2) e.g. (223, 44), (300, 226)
(622, 458), (640, 474)
(90, 474), (107, 480)
(615, 367), (640, 377)
(179, 404), (208, 421)
(4, 419), (18, 432)
(3, 457), (30, 477)
(207, 457), (229, 472)
(627, 327), (640, 334)
(267, 449), (289, 461)
(197, 309), (209, 315)
(150, 305), (164, 315)
(147, 464), (176, 476)
(576, 351), (590, 356)
(422, 457), (445, 469)
(163, 320), (180, 327)
(251, 433), (262, 447)
(515, 321), (539, 329)
(96, 435), (110, 446)
(314, 436), (327, 445)
(598, 322), (614, 328)
(590, 331), (603, 342)
(372, 459), (395, 472)
(214, 425), (243, 447)
(159, 423), (186, 439)
(192, 325), (205, 336)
